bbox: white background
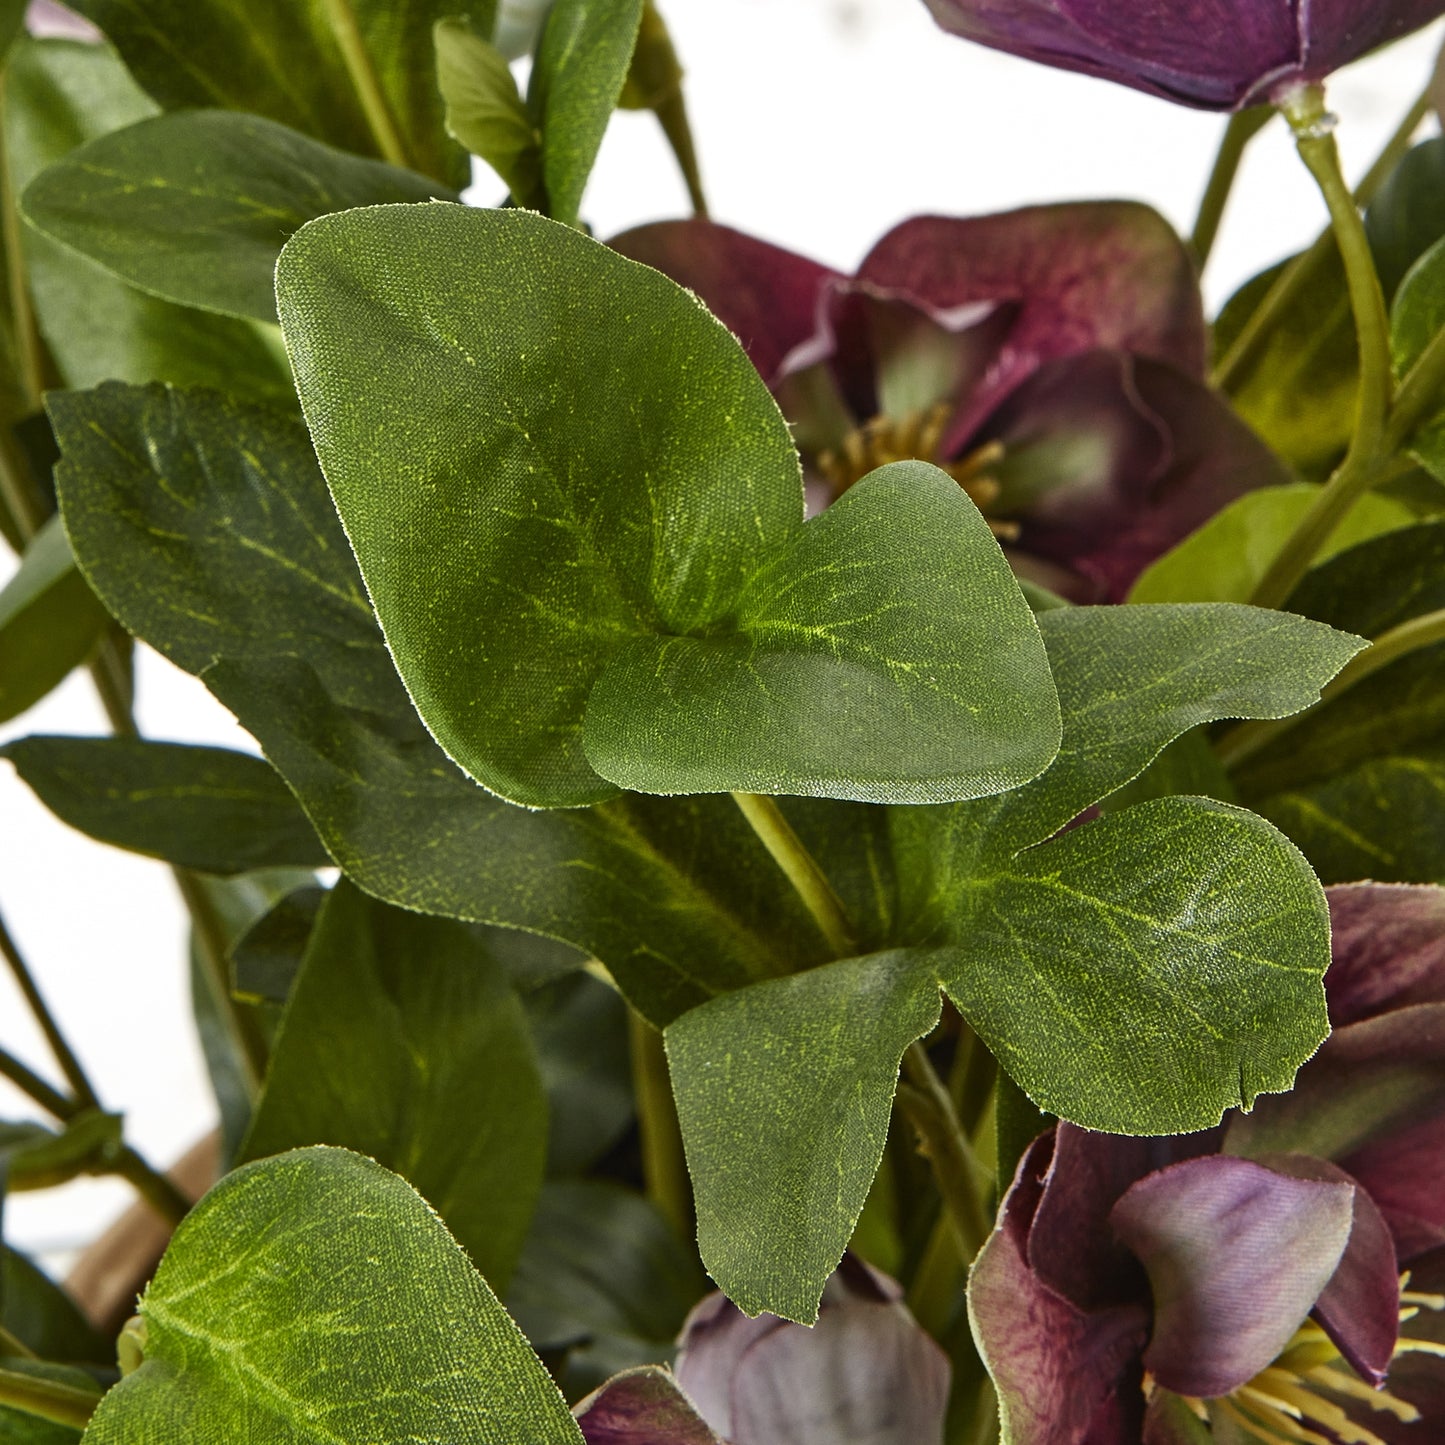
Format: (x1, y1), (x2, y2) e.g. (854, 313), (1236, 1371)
(3, 0), (1442, 1271)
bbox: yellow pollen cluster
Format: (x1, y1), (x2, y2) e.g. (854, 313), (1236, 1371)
(1148, 1278), (1445, 1445)
(813, 404), (1018, 539)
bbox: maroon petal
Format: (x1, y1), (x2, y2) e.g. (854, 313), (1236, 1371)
(1368, 1243), (1445, 1443)
(857, 204), (1205, 443)
(1298, 0), (1445, 85)
(1341, 1108), (1445, 1262)
(1111, 1155), (1354, 1398)
(574, 1367), (724, 1445)
(985, 352), (1288, 601)
(969, 1133), (1151, 1444)
(1324, 883), (1445, 1027)
(608, 220), (839, 387)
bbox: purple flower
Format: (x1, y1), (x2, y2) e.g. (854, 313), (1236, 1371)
(919, 0), (1445, 112)
(969, 883), (1445, 1443)
(572, 1257), (951, 1444)
(612, 206), (1287, 602)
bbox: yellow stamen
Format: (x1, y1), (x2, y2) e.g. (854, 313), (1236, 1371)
(1217, 1393), (1333, 1445)
(1250, 1370), (1390, 1445)
(1306, 1365), (1420, 1422)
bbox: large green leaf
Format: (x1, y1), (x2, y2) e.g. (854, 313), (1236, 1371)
(1231, 521), (1445, 883)
(1366, 136), (1445, 304)
(525, 0), (642, 226)
(50, 378), (884, 1026)
(276, 204), (1058, 807)
(66, 0), (469, 186)
(0, 517), (108, 723)
(4, 38), (292, 406)
(1390, 234), (1445, 481)
(0, 736), (327, 873)
(666, 603), (1356, 1320)
(241, 882), (546, 1289)
(81, 1148), (584, 1444)
(1, 1247), (107, 1365)
(22, 110), (454, 323)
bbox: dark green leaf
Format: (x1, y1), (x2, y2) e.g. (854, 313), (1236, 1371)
(526, 0), (642, 226)
(994, 1070), (1049, 1203)
(1, 1112), (123, 1191)
(434, 19), (542, 206)
(1232, 520), (1445, 883)
(1365, 136), (1445, 303)
(81, 1148), (584, 1444)
(229, 885), (326, 1006)
(0, 736), (327, 873)
(1390, 234), (1445, 479)
(0, 517), (108, 724)
(1, 1247), (107, 1365)
(4, 39), (292, 406)
(23, 110), (454, 322)
(276, 204), (1058, 807)
(67, 0), (469, 187)
(0, 1361), (90, 1444)
(241, 882), (547, 1289)
(507, 1180), (707, 1398)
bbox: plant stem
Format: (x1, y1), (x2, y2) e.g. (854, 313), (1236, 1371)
(0, 1366), (100, 1430)
(0, 1044), (71, 1120)
(898, 1043), (992, 1264)
(0, 75), (43, 412)
(112, 1142), (191, 1225)
(1217, 605), (1445, 769)
(729, 792), (857, 956)
(0, 1325), (37, 1360)
(1247, 87), (1395, 611)
(1191, 106), (1270, 269)
(320, 0), (411, 170)
(628, 1008), (693, 1241)
(1213, 85), (1429, 392)
(0, 911), (99, 1110)
(655, 90), (707, 217)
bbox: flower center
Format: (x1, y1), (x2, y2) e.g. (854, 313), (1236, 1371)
(813, 403), (1018, 540)
(1148, 1278), (1445, 1445)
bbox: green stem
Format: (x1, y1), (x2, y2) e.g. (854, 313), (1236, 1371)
(0, 1367), (100, 1430)
(898, 1043), (992, 1264)
(0, 1325), (37, 1360)
(0, 910), (99, 1110)
(1191, 106), (1271, 269)
(905, 1199), (966, 1337)
(112, 1142), (190, 1225)
(655, 90), (707, 218)
(628, 1008), (693, 1241)
(730, 792), (857, 956)
(1214, 86), (1429, 392)
(0, 1044), (71, 1120)
(1247, 87), (1395, 612)
(320, 0), (410, 169)
(1217, 605), (1445, 769)
(0, 74), (43, 411)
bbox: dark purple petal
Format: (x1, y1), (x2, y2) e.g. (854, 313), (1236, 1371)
(608, 220), (839, 387)
(1299, 0), (1445, 85)
(1254, 1154), (1400, 1386)
(1366, 1244), (1445, 1443)
(1111, 1155), (1354, 1398)
(574, 1367), (724, 1445)
(1341, 1108), (1445, 1262)
(856, 204), (1205, 443)
(1325, 884), (1445, 1027)
(985, 352), (1289, 601)
(970, 1133), (1151, 1444)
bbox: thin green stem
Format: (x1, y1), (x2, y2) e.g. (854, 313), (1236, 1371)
(0, 74), (43, 411)
(655, 90), (707, 217)
(0, 910), (99, 1110)
(628, 1008), (693, 1242)
(0, 1325), (37, 1360)
(730, 792), (857, 956)
(1191, 106), (1271, 269)
(1217, 605), (1445, 769)
(904, 1200), (966, 1337)
(0, 1044), (72, 1120)
(898, 1043), (992, 1264)
(1214, 86), (1430, 392)
(1247, 88), (1395, 611)
(0, 1366), (100, 1430)
(320, 0), (411, 169)
(112, 1143), (190, 1225)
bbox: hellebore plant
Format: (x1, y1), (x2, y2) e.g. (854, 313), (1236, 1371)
(2, 1), (1445, 1444)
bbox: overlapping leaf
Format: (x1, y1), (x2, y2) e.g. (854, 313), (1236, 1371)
(276, 203), (1059, 807)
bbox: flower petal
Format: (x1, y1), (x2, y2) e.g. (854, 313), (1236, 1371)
(1341, 1108), (1445, 1262)
(673, 1292), (786, 1439)
(574, 1367), (724, 1445)
(1111, 1155), (1354, 1397)
(1324, 883), (1445, 1027)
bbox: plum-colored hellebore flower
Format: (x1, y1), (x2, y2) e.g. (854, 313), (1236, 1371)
(572, 1256), (951, 1444)
(612, 205), (1288, 602)
(969, 882), (1445, 1444)
(919, 0), (1445, 112)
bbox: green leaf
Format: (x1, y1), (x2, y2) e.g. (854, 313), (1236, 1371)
(1128, 484), (1415, 604)
(1232, 520), (1445, 883)
(241, 883), (546, 1289)
(526, 0), (642, 226)
(507, 1180), (706, 1398)
(276, 204), (1058, 807)
(0, 736), (327, 873)
(1, 1112), (123, 1191)
(1, 1247), (107, 1365)
(230, 885), (326, 1007)
(0, 1362), (91, 1444)
(4, 38), (292, 406)
(434, 19), (542, 206)
(1365, 136), (1445, 303)
(81, 1148), (584, 1444)
(1390, 234), (1445, 479)
(0, 517), (108, 724)
(22, 110), (454, 323)
(66, 0), (470, 187)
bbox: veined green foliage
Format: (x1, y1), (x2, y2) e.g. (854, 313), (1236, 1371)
(275, 203), (1060, 807)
